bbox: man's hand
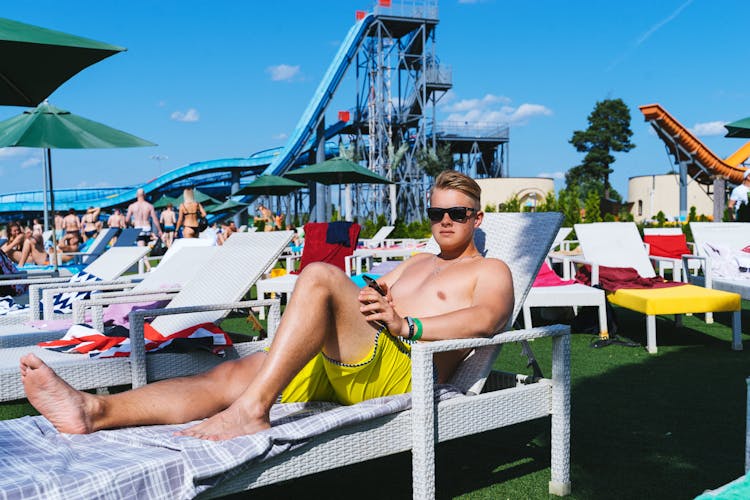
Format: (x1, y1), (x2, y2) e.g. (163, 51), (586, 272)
(358, 283), (407, 337)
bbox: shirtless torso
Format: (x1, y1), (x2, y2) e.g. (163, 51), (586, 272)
(107, 213), (126, 229)
(126, 198), (161, 245)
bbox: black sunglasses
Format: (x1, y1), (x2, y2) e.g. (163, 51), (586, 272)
(426, 206), (477, 223)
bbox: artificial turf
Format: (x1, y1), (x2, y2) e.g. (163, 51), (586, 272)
(2, 303), (748, 499)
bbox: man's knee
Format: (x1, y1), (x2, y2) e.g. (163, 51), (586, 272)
(298, 262), (345, 287)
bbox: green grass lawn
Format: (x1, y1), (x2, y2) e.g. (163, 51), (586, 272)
(2, 303), (749, 499)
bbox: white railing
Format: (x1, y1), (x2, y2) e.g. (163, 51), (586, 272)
(373, 0), (439, 20)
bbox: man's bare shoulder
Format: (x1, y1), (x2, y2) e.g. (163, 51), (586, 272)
(473, 257), (513, 286)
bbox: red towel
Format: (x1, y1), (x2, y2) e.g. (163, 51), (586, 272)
(39, 322), (232, 358)
(643, 234), (690, 259)
(575, 265), (684, 292)
(532, 262), (576, 287)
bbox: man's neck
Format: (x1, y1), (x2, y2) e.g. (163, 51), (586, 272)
(438, 243), (480, 260)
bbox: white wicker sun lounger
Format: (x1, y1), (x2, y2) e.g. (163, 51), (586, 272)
(0, 246), (150, 327)
(0, 231), (294, 403)
(0, 215), (572, 498)
(688, 222), (750, 299)
(193, 212), (572, 498)
(0, 246), (219, 348)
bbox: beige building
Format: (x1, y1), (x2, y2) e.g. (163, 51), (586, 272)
(476, 177), (555, 211)
(627, 174), (714, 222)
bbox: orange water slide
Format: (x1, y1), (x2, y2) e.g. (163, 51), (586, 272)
(639, 103), (750, 184)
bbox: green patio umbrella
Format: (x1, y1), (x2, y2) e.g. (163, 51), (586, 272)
(206, 198), (249, 214)
(153, 194), (177, 209)
(174, 188), (221, 206)
(234, 174), (306, 196)
(0, 101), (155, 270)
(285, 157), (392, 185)
(0, 17), (125, 106)
(725, 117), (750, 138)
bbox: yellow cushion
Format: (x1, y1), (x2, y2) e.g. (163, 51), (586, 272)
(607, 284), (740, 315)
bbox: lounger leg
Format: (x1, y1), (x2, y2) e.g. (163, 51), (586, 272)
(597, 299), (608, 340)
(549, 332), (571, 496)
(705, 312), (714, 324)
(523, 305), (533, 329)
(411, 347), (436, 500)
(733, 310), (743, 351)
(646, 315), (657, 354)
(674, 314), (682, 328)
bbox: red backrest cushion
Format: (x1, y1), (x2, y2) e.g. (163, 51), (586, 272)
(297, 222), (361, 272)
(643, 234), (690, 259)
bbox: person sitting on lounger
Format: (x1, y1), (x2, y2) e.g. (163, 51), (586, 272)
(17, 232), (49, 267)
(1, 222), (26, 264)
(19, 170), (514, 441)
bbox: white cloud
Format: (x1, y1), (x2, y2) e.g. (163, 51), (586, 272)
(0, 148), (28, 160)
(443, 94), (510, 113)
(443, 94), (552, 126)
(538, 171), (565, 180)
(76, 181), (112, 188)
(690, 121), (727, 137)
(267, 64), (301, 82)
(170, 108), (200, 123)
(273, 133), (288, 140)
(21, 157), (41, 169)
(157, 100), (166, 108)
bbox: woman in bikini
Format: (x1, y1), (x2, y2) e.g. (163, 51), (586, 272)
(81, 207), (100, 242)
(17, 233), (49, 267)
(175, 187), (207, 239)
(1, 222), (26, 264)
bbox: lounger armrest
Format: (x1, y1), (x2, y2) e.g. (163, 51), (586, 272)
(38, 278), (140, 320)
(682, 254), (710, 286)
(72, 291), (181, 329)
(94, 286), (182, 299)
(127, 299), (281, 388)
(567, 256), (599, 285)
(410, 324), (570, 356)
(40, 280), (142, 319)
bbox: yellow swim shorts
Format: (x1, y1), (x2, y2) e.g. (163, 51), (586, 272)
(281, 328), (412, 405)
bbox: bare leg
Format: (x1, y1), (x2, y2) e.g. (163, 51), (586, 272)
(17, 240), (32, 267)
(21, 351), (267, 434)
(177, 262), (378, 440)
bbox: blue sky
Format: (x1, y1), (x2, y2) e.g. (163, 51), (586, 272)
(1, 0), (749, 199)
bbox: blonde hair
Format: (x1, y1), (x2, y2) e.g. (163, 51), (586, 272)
(431, 170), (481, 208)
(183, 187), (195, 204)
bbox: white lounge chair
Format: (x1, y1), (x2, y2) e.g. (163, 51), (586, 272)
(0, 231), (294, 402)
(0, 246), (150, 327)
(55, 227), (120, 266)
(0, 212), (571, 499)
(642, 227), (700, 282)
(573, 222), (742, 353)
(359, 224), (395, 248)
(0, 246), (219, 348)
(688, 222), (750, 299)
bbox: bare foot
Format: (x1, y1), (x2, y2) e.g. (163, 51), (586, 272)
(176, 401), (270, 441)
(20, 353), (98, 434)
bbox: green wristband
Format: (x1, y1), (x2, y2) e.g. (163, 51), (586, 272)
(412, 317), (423, 341)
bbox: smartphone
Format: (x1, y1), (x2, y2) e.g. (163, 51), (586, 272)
(363, 275), (386, 296)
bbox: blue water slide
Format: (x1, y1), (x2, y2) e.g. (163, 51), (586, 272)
(261, 14), (374, 177)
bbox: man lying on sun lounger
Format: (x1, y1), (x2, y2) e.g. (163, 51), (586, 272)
(19, 170), (514, 441)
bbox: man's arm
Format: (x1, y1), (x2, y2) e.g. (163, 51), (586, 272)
(149, 206), (162, 235)
(125, 205), (134, 227)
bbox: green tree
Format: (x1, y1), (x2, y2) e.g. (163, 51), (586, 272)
(584, 190), (602, 222)
(559, 185), (581, 227)
(417, 144), (454, 177)
(566, 98), (636, 200)
(688, 206), (697, 222)
(536, 191), (558, 212)
(498, 193), (521, 212)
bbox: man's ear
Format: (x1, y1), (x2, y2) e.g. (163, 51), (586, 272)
(474, 210), (484, 228)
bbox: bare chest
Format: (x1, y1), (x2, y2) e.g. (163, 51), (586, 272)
(390, 257), (479, 317)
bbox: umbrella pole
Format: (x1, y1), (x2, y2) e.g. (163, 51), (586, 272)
(42, 160), (49, 231)
(46, 148), (59, 273)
